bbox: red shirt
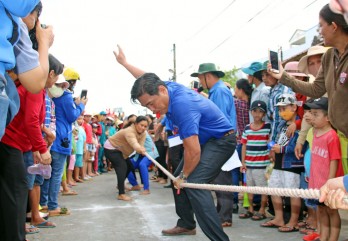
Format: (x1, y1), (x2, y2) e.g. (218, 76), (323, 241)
(2, 86), (47, 153)
(309, 129), (342, 189)
(295, 93), (307, 130)
(83, 122), (93, 144)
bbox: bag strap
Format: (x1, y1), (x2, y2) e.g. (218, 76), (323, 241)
(4, 8), (19, 45)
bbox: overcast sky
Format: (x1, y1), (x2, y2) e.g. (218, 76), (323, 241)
(41, 0), (328, 116)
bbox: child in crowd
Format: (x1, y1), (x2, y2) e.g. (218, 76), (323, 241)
(86, 123), (98, 177)
(305, 97), (342, 241)
(239, 100), (271, 221)
(82, 113), (93, 180)
(261, 94), (307, 232)
(74, 115), (86, 183)
(66, 127), (78, 187)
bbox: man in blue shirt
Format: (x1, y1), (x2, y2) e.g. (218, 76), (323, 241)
(114, 46), (235, 241)
(191, 63), (237, 227)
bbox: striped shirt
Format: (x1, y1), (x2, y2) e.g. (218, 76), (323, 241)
(241, 122), (271, 168)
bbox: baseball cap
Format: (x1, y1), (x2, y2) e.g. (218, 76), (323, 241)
(92, 123), (99, 128)
(275, 94), (297, 106)
(55, 75), (70, 89)
(250, 100), (267, 112)
(63, 67), (80, 81)
(99, 111), (107, 115)
(304, 97), (328, 111)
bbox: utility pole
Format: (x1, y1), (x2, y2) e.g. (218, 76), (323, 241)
(173, 43), (177, 82)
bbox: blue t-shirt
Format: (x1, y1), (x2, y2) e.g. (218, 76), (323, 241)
(50, 91), (85, 155)
(76, 126), (86, 155)
(0, 0), (38, 75)
(165, 81), (232, 145)
(209, 80), (237, 131)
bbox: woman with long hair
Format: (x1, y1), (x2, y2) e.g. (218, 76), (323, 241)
(104, 116), (148, 201)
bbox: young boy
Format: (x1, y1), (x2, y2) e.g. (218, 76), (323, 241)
(261, 93), (307, 232)
(305, 97), (342, 241)
(239, 100), (271, 221)
(87, 123), (99, 177)
(74, 115), (86, 183)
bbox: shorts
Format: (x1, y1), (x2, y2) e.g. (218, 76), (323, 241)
(87, 143), (96, 153)
(268, 169), (300, 189)
(34, 174), (44, 186)
(23, 151), (35, 190)
(75, 154), (83, 167)
(246, 168), (267, 187)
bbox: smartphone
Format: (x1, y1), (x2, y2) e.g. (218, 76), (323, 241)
(268, 49), (280, 74)
(80, 89), (88, 99)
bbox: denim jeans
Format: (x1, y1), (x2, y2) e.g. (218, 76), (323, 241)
(0, 73), (20, 140)
(127, 156), (152, 190)
(23, 151), (35, 190)
(40, 151), (67, 210)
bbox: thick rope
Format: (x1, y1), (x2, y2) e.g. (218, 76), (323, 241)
(145, 152), (321, 200)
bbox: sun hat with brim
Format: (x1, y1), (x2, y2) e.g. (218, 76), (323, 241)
(241, 62), (263, 76)
(55, 75), (70, 89)
(298, 46), (328, 74)
(284, 61), (308, 77)
(191, 63), (225, 78)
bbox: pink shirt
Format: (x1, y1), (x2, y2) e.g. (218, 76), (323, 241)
(309, 129), (341, 189)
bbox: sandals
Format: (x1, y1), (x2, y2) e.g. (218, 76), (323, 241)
(260, 221), (282, 228)
(239, 211), (254, 219)
(49, 207), (71, 217)
(251, 212), (267, 221)
(62, 189), (78, 195)
(222, 222), (232, 227)
(25, 224), (40, 234)
(278, 225), (299, 232)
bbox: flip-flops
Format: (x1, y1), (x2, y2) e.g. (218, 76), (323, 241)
(278, 225), (299, 232)
(26, 225), (40, 234)
(62, 189), (78, 196)
(251, 212), (267, 221)
(239, 211), (254, 219)
(48, 207), (71, 217)
(260, 221), (282, 228)
(32, 220), (56, 228)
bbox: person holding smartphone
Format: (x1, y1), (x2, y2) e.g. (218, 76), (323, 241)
(267, 4), (348, 175)
(40, 67), (87, 217)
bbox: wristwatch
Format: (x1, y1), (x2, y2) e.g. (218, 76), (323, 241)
(180, 171), (187, 181)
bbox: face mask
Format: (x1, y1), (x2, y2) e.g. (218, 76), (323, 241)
(48, 85), (64, 98)
(252, 83), (256, 89)
(279, 110), (295, 121)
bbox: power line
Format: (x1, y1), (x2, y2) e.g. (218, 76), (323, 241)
(186, 0), (237, 42)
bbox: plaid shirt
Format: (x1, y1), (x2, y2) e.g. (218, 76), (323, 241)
(234, 98), (250, 143)
(268, 83), (294, 141)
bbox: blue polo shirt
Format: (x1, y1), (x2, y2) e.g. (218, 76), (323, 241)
(209, 80), (237, 131)
(165, 81), (232, 145)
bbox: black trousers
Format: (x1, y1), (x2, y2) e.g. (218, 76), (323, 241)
(154, 140), (168, 179)
(172, 134), (236, 241)
(104, 149), (133, 195)
(0, 143), (27, 241)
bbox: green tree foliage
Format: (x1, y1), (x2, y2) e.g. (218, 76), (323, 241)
(220, 66), (239, 89)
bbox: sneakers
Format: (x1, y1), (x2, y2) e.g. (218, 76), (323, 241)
(232, 203), (239, 214)
(27, 164), (52, 179)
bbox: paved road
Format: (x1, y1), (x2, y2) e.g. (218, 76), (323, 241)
(29, 170), (348, 241)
